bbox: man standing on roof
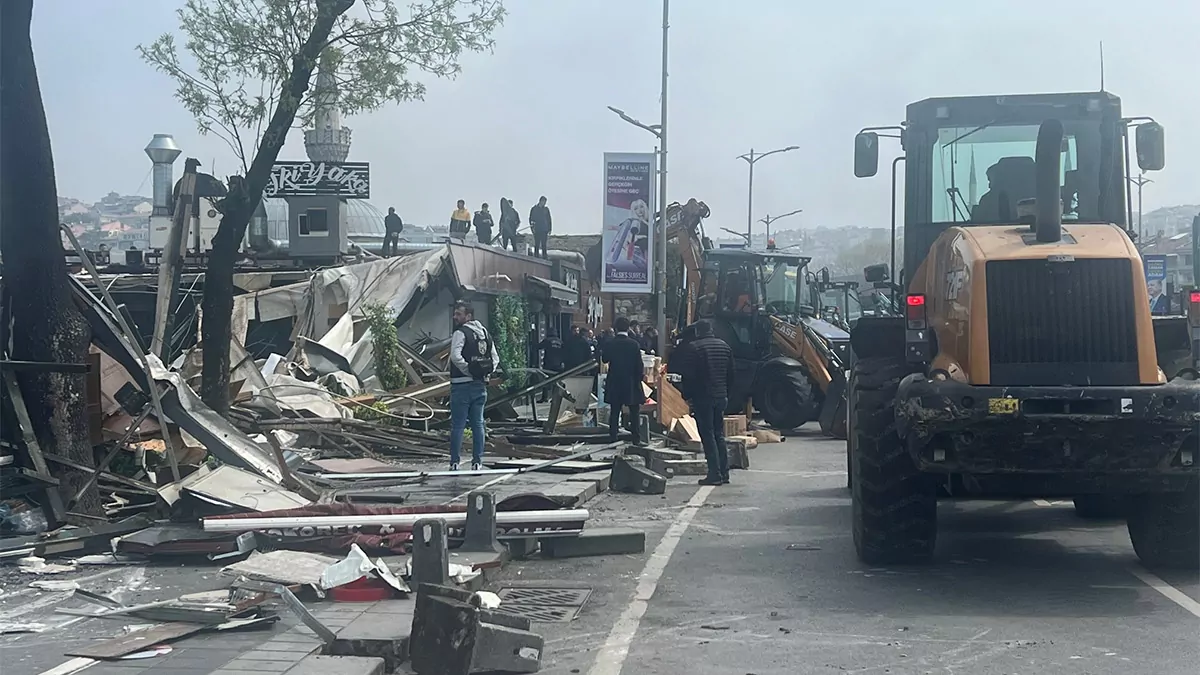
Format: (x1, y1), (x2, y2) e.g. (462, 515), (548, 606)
(448, 301), (500, 471)
(450, 199), (472, 240)
(383, 206), (403, 257)
(473, 203), (495, 246)
(529, 196), (552, 259)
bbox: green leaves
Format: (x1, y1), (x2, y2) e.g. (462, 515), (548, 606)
(490, 295), (527, 391)
(362, 301), (407, 391)
(137, 0), (506, 166)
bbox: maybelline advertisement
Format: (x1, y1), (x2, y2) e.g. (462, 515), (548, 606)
(601, 152), (656, 294)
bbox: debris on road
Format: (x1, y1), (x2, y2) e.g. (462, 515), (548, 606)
(2, 238), (763, 675)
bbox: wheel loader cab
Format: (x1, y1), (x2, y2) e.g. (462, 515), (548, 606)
(847, 92), (1199, 571)
(696, 249), (809, 361)
(852, 92), (1165, 384)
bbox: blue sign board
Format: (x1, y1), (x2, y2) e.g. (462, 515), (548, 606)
(1143, 254), (1167, 281)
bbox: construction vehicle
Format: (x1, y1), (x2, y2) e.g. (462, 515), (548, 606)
(847, 91), (1199, 569)
(660, 200), (849, 437)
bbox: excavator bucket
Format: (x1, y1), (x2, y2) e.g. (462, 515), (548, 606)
(817, 368), (848, 439)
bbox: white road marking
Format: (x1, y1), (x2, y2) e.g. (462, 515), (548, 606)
(38, 657), (94, 675)
(587, 485), (715, 675)
(1032, 499), (1068, 507)
(1128, 566), (1200, 618)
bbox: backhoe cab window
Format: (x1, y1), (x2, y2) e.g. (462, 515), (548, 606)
(931, 121), (1102, 224)
(760, 260), (802, 317)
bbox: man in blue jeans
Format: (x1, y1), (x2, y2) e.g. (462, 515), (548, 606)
(448, 301), (500, 471)
(673, 320), (735, 485)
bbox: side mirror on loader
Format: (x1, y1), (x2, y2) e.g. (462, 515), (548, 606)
(863, 263), (889, 284)
(1136, 122), (1165, 172)
(854, 132), (880, 178)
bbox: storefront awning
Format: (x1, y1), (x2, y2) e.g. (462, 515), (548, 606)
(527, 275), (579, 306)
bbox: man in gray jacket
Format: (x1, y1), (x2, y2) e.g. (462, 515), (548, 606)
(449, 301), (501, 470)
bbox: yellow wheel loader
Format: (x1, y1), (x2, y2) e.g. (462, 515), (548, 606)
(847, 91), (1199, 569)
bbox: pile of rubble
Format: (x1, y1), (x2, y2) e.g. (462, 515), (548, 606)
(0, 268), (777, 674)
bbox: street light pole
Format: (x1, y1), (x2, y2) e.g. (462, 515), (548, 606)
(1129, 172), (1152, 239)
(759, 208), (803, 243)
(737, 145), (800, 244)
(745, 148), (755, 241)
(657, 0), (669, 361)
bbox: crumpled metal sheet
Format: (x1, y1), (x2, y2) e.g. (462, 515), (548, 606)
(146, 355), (285, 483)
(72, 277), (285, 484)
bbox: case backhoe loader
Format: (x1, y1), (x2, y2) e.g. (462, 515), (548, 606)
(657, 200), (850, 437)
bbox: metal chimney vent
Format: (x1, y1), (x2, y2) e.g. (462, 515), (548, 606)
(145, 134), (182, 216)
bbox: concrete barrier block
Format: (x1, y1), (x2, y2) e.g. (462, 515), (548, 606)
(610, 455), (667, 495)
(539, 527), (646, 558)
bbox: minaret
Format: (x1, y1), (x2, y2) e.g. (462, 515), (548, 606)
(303, 53), (352, 163)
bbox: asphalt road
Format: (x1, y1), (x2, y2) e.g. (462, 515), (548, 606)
(502, 429), (1200, 675)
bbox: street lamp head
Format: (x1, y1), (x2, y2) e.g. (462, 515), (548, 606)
(783, 145), (800, 152)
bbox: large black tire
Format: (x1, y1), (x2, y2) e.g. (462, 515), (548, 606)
(1126, 485), (1200, 569)
(756, 368), (815, 430)
(850, 356), (937, 565)
(1072, 495), (1125, 520)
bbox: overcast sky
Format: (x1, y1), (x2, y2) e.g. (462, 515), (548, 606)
(31, 0), (1200, 233)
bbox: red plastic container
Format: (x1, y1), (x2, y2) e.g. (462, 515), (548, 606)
(329, 576), (394, 602)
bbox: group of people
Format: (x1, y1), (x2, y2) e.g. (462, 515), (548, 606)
(537, 321), (661, 375)
(536, 317), (730, 485)
(446, 302), (736, 487)
(379, 197), (554, 259)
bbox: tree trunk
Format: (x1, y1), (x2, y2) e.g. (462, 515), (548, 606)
(0, 0), (101, 516)
(199, 0), (354, 413)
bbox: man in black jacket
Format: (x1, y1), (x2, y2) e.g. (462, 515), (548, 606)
(674, 320), (734, 485)
(602, 317), (645, 445)
(473, 203), (495, 246)
(536, 328), (564, 403)
(529, 196), (552, 259)
(383, 207), (403, 256)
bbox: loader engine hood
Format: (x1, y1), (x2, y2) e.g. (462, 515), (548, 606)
(913, 221), (1159, 387)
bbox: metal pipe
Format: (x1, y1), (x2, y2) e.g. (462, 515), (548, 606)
(317, 468), (519, 480)
(890, 155), (905, 296)
(203, 508), (590, 533)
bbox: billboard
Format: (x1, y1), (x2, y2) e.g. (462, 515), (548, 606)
(1143, 254), (1169, 314)
(1143, 254), (1166, 281)
(601, 152), (656, 294)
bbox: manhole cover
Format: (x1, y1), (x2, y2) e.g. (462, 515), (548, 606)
(494, 604), (582, 623)
(496, 587), (592, 607)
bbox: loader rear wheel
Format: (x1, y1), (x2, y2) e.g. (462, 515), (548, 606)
(1126, 485), (1200, 569)
(757, 368), (814, 430)
(850, 357), (937, 565)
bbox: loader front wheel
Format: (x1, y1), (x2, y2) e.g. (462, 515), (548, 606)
(850, 357), (937, 565)
(1127, 485), (1200, 570)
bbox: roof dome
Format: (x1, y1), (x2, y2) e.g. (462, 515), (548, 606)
(343, 200), (387, 238)
(261, 197), (388, 244)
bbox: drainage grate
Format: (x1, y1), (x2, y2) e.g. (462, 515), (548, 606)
(497, 587), (592, 606)
(494, 587), (592, 623)
(494, 604), (581, 623)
